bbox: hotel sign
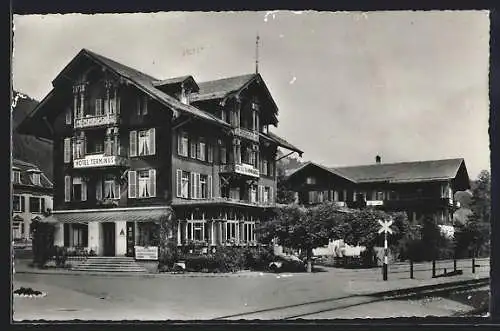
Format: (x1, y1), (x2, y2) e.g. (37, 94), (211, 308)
(233, 128), (259, 143)
(134, 246), (158, 260)
(366, 200), (384, 206)
(233, 163), (260, 178)
(73, 154), (126, 168)
(75, 114), (118, 129)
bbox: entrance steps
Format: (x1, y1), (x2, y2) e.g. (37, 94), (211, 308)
(71, 256), (149, 273)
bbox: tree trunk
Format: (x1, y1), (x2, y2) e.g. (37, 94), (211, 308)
(306, 247), (313, 273)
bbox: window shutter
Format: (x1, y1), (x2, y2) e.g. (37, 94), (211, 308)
(259, 186), (264, 203)
(41, 198), (45, 213)
(196, 173), (201, 199)
(177, 133), (182, 156)
(96, 178), (102, 200)
(190, 172), (196, 199)
(190, 140), (197, 158)
(149, 128), (156, 155)
(208, 144), (213, 163)
(270, 187), (274, 203)
(64, 176), (71, 202)
(196, 142), (201, 159)
(149, 169), (156, 197)
(95, 99), (102, 115)
(81, 181), (87, 201)
(128, 171), (137, 198)
(64, 138), (71, 163)
(66, 108), (72, 124)
(143, 96), (148, 115)
(21, 196), (25, 212)
(114, 182), (121, 199)
(176, 170), (182, 197)
(208, 175), (212, 199)
(129, 131), (137, 157)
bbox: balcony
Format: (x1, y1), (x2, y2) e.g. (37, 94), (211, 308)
(172, 197), (275, 208)
(232, 127), (259, 143)
(220, 163), (260, 178)
(73, 153), (128, 169)
(74, 113), (119, 129)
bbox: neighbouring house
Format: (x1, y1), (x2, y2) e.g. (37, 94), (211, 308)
(285, 156), (470, 225)
(12, 159), (53, 244)
(17, 48), (302, 257)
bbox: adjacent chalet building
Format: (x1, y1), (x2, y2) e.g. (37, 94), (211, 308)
(17, 49), (302, 257)
(12, 159), (53, 242)
(286, 156), (470, 225)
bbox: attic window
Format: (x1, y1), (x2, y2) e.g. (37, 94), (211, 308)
(32, 173), (41, 186)
(12, 170), (20, 184)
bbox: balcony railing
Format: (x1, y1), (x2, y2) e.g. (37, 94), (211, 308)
(220, 163), (260, 178)
(232, 127), (259, 143)
(73, 153), (128, 169)
(172, 197), (275, 207)
(74, 113), (119, 129)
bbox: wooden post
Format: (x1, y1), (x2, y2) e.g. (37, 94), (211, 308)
(454, 259), (457, 272)
(432, 260), (436, 278)
(472, 257), (476, 274)
(410, 260), (414, 279)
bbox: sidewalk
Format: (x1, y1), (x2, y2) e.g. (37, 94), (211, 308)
(13, 259), (270, 278)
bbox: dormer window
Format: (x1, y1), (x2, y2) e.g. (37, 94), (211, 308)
(32, 173), (41, 186)
(12, 170), (20, 184)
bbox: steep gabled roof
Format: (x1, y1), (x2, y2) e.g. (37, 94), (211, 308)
(260, 132), (303, 156)
(286, 161), (356, 182)
(153, 75), (199, 92)
(286, 158), (467, 185)
(332, 158), (466, 183)
(80, 49), (228, 127)
(12, 159), (53, 189)
(190, 74), (257, 101)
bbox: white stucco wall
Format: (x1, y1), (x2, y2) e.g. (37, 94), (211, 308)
(53, 223), (64, 247)
(115, 221), (127, 256)
(88, 222), (100, 253)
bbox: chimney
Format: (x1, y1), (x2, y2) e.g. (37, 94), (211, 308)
(375, 155), (381, 164)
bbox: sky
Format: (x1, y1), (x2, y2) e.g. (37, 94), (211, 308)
(12, 11), (490, 179)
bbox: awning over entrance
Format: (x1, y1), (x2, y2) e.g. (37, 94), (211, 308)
(42, 207), (172, 224)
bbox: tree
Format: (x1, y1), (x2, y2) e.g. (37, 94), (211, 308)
(276, 165), (296, 204)
(31, 219), (55, 267)
(257, 204), (334, 272)
(455, 170), (491, 258)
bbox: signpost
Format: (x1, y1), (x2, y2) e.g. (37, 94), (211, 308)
(378, 219), (393, 281)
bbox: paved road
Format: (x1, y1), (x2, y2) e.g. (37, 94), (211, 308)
(13, 258), (489, 321)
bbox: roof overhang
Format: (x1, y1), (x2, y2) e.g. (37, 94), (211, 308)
(44, 206), (172, 224)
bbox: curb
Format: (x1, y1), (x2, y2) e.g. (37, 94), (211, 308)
(14, 270), (273, 278)
(369, 277), (490, 299)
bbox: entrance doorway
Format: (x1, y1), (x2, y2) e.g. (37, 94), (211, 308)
(102, 222), (115, 256)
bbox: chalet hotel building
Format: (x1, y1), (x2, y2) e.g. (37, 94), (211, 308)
(18, 49), (302, 257)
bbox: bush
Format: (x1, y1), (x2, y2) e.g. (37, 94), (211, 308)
(241, 245), (274, 271)
(213, 246), (245, 272)
(158, 241), (180, 271)
(54, 246), (68, 267)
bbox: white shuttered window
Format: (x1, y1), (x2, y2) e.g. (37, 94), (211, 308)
(64, 176), (71, 202)
(64, 138), (71, 163)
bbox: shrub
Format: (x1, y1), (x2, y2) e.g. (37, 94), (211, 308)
(158, 241), (180, 271)
(213, 246), (245, 272)
(54, 246), (68, 267)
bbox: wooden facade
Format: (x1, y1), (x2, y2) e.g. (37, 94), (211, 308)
(18, 49), (302, 256)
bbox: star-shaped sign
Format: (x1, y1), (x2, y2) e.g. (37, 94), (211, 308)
(378, 219), (393, 234)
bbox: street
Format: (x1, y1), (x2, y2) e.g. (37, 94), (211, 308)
(13, 258), (489, 320)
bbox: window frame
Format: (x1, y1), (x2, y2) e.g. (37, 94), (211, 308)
(12, 170), (20, 184)
(181, 171), (190, 199)
(13, 195), (21, 212)
(29, 197), (42, 214)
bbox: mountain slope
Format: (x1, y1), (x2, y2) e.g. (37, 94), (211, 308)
(12, 91), (53, 181)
